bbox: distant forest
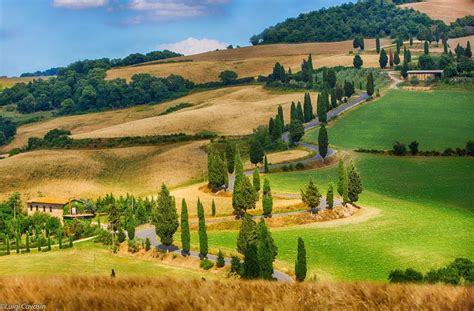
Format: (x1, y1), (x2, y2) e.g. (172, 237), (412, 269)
(250, 0), (473, 44)
(20, 50), (182, 77)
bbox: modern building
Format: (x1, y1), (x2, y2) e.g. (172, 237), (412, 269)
(406, 70), (443, 81)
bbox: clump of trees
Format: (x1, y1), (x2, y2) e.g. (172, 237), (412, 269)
(0, 116), (16, 146)
(389, 258), (474, 285)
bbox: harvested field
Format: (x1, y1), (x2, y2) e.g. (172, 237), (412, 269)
(107, 53), (382, 84)
(0, 76), (52, 88)
(72, 85), (317, 139)
(0, 141), (208, 200)
(1, 276), (472, 311)
(401, 0), (473, 23)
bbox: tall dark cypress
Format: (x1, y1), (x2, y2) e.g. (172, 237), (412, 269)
(296, 101), (304, 123)
(257, 219), (276, 279)
(277, 105), (284, 128)
(295, 237), (307, 282)
(318, 124), (329, 159)
(243, 242), (260, 279)
(180, 198), (190, 255)
(197, 199), (208, 258)
(366, 72), (374, 97)
(375, 36), (380, 54)
(290, 102), (297, 121)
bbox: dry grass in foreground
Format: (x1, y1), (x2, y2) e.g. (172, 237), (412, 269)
(1, 276), (472, 311)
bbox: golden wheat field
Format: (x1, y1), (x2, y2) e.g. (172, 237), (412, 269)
(401, 0), (473, 24)
(1, 86), (315, 152)
(0, 76), (52, 88)
(72, 86), (317, 139)
(0, 142), (208, 201)
(1, 276), (472, 311)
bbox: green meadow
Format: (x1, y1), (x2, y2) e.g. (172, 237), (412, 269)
(191, 154), (474, 281)
(305, 90), (474, 151)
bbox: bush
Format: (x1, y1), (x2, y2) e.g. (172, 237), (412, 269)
(127, 239), (140, 253)
(408, 141), (419, 155)
(230, 256), (243, 276)
(145, 237), (151, 251)
(117, 230), (126, 243)
(295, 162), (305, 170)
(94, 229), (112, 245)
(216, 250), (226, 268)
(392, 142), (406, 155)
(389, 268), (423, 283)
(466, 141), (474, 156)
(282, 165), (289, 172)
(200, 258), (214, 270)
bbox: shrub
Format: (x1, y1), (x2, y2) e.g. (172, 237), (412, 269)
(392, 142), (406, 155)
(388, 268), (423, 283)
(442, 148), (454, 156)
(282, 165), (289, 172)
(127, 239), (140, 253)
(117, 230), (126, 243)
(145, 237), (151, 251)
(408, 141), (419, 155)
(216, 250), (225, 268)
(466, 141), (474, 156)
(295, 162), (305, 170)
(288, 164), (294, 171)
(200, 259), (214, 270)
(94, 229), (112, 245)
(230, 256), (243, 276)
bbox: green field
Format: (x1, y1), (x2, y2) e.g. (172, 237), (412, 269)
(0, 240), (214, 279)
(191, 154), (474, 281)
(305, 90), (474, 150)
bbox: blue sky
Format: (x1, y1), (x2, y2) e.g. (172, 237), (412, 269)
(0, 0), (349, 76)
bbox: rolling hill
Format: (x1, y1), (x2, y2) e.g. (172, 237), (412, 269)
(401, 0), (474, 23)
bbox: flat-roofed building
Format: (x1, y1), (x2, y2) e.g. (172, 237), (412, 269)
(407, 70), (443, 81)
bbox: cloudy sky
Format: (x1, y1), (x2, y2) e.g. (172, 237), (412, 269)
(0, 0), (348, 76)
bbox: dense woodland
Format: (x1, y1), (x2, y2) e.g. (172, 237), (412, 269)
(19, 50), (181, 77)
(250, 1), (473, 44)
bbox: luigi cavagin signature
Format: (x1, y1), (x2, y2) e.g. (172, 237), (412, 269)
(0, 304), (46, 310)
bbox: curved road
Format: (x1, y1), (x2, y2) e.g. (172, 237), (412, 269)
(136, 91), (371, 283)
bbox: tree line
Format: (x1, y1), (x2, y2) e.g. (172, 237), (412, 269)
(250, 0), (471, 45)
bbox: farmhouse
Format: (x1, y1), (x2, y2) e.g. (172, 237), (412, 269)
(407, 70), (443, 81)
(27, 197), (94, 220)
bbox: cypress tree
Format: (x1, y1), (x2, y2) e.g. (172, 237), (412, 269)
(262, 178), (273, 218)
(303, 94), (310, 122)
(272, 116), (283, 141)
(327, 69), (337, 89)
(15, 234), (20, 254)
(317, 92), (328, 123)
(295, 237), (307, 282)
(36, 228), (41, 251)
(394, 51), (400, 66)
(6, 236), (10, 255)
(47, 235), (51, 251)
(225, 142), (235, 174)
(409, 35), (413, 46)
(264, 155), (269, 173)
(318, 125), (329, 159)
(26, 230), (30, 252)
(58, 229), (62, 249)
(153, 184), (179, 246)
(237, 215), (258, 255)
(233, 176), (258, 217)
(290, 102), (297, 121)
(211, 199), (216, 217)
(277, 105), (284, 128)
(330, 89), (337, 109)
(97, 217), (101, 229)
(268, 117), (274, 137)
(347, 161), (363, 203)
(366, 72), (374, 97)
(375, 36), (381, 53)
(180, 198), (190, 255)
(337, 159), (345, 196)
(353, 54), (363, 69)
(401, 61), (409, 79)
(465, 41), (472, 58)
(197, 199), (208, 258)
(379, 48), (388, 69)
(243, 242), (260, 279)
(343, 167), (349, 205)
(233, 147), (245, 212)
(301, 179), (322, 212)
(127, 215), (136, 240)
(257, 219), (276, 280)
(208, 147), (226, 191)
(289, 119), (305, 144)
(253, 168), (261, 193)
(443, 40), (449, 54)
(424, 41), (429, 55)
(249, 139), (264, 166)
(389, 49), (394, 68)
(216, 250), (225, 268)
(406, 49), (412, 63)
(296, 101), (304, 123)
(69, 236), (73, 248)
(327, 183), (334, 209)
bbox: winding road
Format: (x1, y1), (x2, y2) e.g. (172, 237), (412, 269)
(135, 91), (371, 283)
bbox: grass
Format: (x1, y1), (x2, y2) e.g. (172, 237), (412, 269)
(190, 154), (474, 281)
(1, 277), (472, 310)
(0, 240), (212, 279)
(305, 89), (474, 150)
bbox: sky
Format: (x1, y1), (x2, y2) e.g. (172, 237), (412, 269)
(0, 0), (349, 76)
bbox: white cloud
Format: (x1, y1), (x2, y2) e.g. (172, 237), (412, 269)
(158, 37), (228, 55)
(53, 0), (108, 9)
(127, 0), (229, 22)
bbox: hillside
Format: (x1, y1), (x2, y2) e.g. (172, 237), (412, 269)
(2, 276), (472, 310)
(106, 39), (390, 83)
(401, 0), (474, 23)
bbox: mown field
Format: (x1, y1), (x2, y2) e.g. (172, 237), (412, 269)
(401, 0), (473, 23)
(0, 240), (214, 279)
(305, 90), (474, 151)
(190, 154), (474, 281)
